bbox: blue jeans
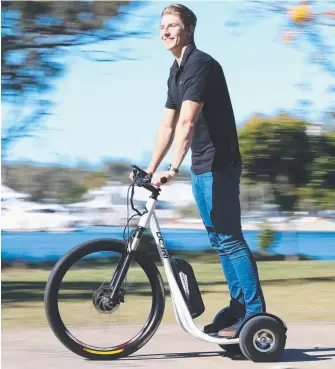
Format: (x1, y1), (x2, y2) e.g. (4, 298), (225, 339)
(191, 163), (266, 317)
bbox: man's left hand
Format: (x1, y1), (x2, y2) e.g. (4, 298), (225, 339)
(151, 171), (177, 187)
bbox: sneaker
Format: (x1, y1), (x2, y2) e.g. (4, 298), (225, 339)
(204, 322), (221, 334)
(218, 316), (248, 338)
(203, 308), (239, 334)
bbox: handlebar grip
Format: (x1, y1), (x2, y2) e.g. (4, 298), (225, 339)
(161, 177), (167, 184)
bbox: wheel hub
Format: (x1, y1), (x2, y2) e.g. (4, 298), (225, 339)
(92, 286), (125, 314)
(252, 329), (276, 352)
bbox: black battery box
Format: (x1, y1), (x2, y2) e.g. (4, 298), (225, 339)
(170, 256), (205, 318)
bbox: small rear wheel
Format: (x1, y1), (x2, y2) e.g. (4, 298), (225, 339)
(44, 238), (165, 360)
(239, 316), (286, 362)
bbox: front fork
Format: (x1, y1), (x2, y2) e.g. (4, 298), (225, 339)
(108, 227), (145, 302)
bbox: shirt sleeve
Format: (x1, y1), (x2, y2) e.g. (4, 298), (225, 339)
(165, 75), (177, 110)
(181, 60), (212, 103)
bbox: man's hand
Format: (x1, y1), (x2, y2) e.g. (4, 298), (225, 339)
(151, 171), (177, 187)
(128, 168), (153, 182)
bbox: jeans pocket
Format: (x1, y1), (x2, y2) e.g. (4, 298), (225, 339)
(198, 172), (212, 178)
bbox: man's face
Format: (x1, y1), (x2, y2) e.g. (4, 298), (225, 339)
(160, 14), (189, 51)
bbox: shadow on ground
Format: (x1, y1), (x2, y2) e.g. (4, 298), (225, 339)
(119, 347), (335, 363)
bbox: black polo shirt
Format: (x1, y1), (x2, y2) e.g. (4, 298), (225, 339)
(165, 43), (242, 174)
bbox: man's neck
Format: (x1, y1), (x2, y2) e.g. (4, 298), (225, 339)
(171, 44), (189, 66)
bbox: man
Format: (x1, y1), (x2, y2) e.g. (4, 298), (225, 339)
(132, 4), (266, 338)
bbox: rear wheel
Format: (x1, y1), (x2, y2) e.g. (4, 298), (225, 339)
(239, 316), (286, 362)
(44, 238), (165, 360)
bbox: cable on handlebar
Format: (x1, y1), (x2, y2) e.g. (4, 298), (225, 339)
(123, 182), (144, 244)
(122, 169), (151, 244)
(130, 183), (142, 217)
(122, 165), (165, 244)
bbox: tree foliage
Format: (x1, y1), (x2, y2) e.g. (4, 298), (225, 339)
(229, 1), (334, 75)
(310, 132), (335, 189)
(302, 132), (335, 209)
(228, 1), (335, 123)
(1, 1), (149, 158)
(258, 223), (277, 253)
(239, 113), (311, 185)
(239, 113), (334, 210)
(231, 1), (335, 210)
(1, 159), (190, 204)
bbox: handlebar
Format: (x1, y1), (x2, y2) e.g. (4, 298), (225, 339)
(131, 165), (167, 193)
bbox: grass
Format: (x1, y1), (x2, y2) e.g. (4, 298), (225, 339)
(2, 260), (335, 328)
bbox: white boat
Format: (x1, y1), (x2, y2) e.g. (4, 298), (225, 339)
(1, 201), (77, 232)
(1, 185), (77, 232)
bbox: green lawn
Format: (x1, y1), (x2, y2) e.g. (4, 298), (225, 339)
(2, 260), (334, 328)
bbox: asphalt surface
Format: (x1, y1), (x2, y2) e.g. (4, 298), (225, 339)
(2, 322), (335, 369)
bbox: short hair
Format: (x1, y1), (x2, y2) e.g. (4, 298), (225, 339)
(161, 4), (197, 29)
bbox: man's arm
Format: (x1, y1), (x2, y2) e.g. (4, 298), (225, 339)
(171, 100), (203, 170)
(147, 107), (179, 173)
(171, 59), (212, 171)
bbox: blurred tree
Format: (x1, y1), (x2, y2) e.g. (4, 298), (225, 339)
(228, 1), (335, 122)
(58, 183), (87, 204)
(298, 186), (335, 210)
(310, 132), (335, 188)
(258, 223), (277, 254)
(83, 170), (108, 190)
(239, 113), (312, 211)
(1, 1), (150, 158)
(303, 131), (335, 209)
(29, 169), (53, 201)
(229, 1), (334, 75)
(105, 160), (131, 180)
(2, 161), (93, 203)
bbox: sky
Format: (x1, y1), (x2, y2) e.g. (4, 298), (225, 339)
(3, 1), (334, 170)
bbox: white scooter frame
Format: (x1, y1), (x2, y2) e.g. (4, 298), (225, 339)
(128, 196), (239, 346)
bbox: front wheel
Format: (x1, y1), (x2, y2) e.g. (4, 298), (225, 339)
(44, 238), (165, 360)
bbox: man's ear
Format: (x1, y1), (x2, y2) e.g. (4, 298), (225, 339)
(188, 25), (195, 37)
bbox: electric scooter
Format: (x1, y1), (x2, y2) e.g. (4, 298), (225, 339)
(44, 165), (287, 362)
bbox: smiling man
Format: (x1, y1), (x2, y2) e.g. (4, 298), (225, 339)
(136, 4), (267, 338)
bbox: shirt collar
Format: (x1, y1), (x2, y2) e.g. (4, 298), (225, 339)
(171, 42), (196, 71)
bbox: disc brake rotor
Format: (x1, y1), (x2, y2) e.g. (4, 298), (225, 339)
(92, 286), (125, 314)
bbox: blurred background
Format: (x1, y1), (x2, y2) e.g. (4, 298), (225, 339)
(1, 1), (335, 331)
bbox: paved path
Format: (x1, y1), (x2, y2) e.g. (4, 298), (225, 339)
(2, 323), (335, 369)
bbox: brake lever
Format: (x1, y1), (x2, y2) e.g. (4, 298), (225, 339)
(133, 169), (152, 187)
(131, 165), (163, 193)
